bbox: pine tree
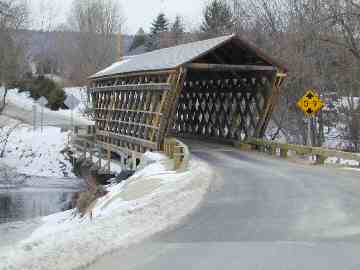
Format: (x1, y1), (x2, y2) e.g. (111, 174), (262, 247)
(129, 28), (146, 51)
(201, 0), (235, 38)
(170, 15), (185, 45)
(145, 13), (169, 51)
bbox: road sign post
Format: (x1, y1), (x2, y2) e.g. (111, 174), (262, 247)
(32, 103), (37, 131)
(307, 116), (312, 146)
(297, 89), (324, 146)
(64, 94), (80, 131)
(37, 96), (48, 133)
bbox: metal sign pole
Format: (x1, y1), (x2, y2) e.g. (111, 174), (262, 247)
(307, 116), (312, 146)
(41, 105), (44, 133)
(32, 103), (37, 131)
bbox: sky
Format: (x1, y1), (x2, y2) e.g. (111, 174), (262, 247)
(28, 0), (207, 34)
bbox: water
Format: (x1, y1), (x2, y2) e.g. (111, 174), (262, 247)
(0, 188), (79, 224)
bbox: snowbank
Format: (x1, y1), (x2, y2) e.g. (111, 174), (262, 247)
(0, 157), (214, 270)
(0, 124), (74, 178)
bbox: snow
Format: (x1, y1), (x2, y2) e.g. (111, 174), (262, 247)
(325, 157), (359, 167)
(3, 88), (94, 127)
(95, 59), (131, 75)
(0, 87), (94, 178)
(339, 96), (360, 109)
(64, 87), (89, 115)
(0, 123), (75, 178)
(0, 157), (214, 270)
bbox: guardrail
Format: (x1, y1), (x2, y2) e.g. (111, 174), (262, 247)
(163, 137), (190, 171)
(242, 137), (360, 166)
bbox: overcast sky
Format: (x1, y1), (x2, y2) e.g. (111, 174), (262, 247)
(29, 0), (207, 34)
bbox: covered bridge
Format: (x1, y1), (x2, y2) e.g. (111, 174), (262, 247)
(88, 34), (287, 156)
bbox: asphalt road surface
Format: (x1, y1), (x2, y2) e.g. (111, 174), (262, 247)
(88, 141), (360, 270)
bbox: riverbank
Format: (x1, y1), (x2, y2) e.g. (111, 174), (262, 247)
(0, 156), (214, 270)
(0, 176), (85, 247)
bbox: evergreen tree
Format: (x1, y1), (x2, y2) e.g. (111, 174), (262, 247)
(145, 13), (169, 51)
(129, 28), (146, 51)
(201, 0), (235, 38)
(170, 15), (185, 45)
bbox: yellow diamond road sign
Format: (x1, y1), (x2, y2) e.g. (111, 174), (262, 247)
(297, 89), (324, 117)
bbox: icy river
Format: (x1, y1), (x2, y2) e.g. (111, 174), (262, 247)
(0, 175), (85, 247)
(0, 187), (79, 224)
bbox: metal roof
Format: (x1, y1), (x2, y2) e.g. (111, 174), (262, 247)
(90, 34), (286, 79)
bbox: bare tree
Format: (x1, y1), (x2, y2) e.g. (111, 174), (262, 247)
(0, 0), (28, 110)
(65, 0), (125, 84)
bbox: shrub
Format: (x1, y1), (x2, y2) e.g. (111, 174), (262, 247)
(9, 75), (67, 111)
(76, 186), (107, 216)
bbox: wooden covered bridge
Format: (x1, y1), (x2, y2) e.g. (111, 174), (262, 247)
(85, 34), (287, 168)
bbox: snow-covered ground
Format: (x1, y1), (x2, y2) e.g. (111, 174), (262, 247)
(0, 87), (93, 180)
(2, 88), (93, 128)
(0, 154), (214, 270)
(0, 124), (75, 178)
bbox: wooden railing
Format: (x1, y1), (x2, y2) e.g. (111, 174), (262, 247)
(72, 126), (191, 173)
(242, 137), (360, 166)
(163, 137), (190, 171)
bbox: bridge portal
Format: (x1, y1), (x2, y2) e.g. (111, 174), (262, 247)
(88, 34), (287, 156)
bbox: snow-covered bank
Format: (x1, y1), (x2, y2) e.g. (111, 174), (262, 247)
(0, 124), (75, 178)
(0, 156), (214, 270)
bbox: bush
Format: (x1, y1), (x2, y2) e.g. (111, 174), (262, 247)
(9, 75), (67, 111)
(76, 186), (107, 216)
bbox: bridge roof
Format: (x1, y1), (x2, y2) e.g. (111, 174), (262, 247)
(90, 34), (287, 79)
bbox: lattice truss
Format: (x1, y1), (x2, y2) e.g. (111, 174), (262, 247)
(90, 73), (180, 153)
(174, 75), (272, 140)
(90, 71), (274, 154)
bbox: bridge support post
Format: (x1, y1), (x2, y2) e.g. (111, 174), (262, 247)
(131, 152), (137, 171)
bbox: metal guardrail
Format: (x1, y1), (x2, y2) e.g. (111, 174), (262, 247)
(242, 137), (360, 166)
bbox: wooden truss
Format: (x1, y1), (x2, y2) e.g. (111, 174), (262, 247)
(89, 66), (286, 155)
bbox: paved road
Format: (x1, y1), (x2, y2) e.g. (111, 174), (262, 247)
(88, 141), (360, 270)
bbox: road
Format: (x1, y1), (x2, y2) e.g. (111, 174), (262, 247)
(88, 141), (360, 270)
(2, 101), (92, 128)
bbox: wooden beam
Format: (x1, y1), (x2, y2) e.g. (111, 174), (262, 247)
(186, 63), (277, 72)
(89, 69), (177, 81)
(96, 130), (158, 150)
(95, 118), (160, 130)
(96, 141), (142, 157)
(94, 108), (162, 116)
(90, 83), (171, 93)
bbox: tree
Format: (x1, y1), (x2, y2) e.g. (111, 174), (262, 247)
(200, 0), (235, 38)
(0, 0), (28, 111)
(145, 13), (169, 51)
(170, 15), (185, 45)
(66, 0), (125, 84)
(322, 0), (360, 62)
(129, 28), (146, 51)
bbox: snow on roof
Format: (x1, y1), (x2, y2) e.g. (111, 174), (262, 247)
(90, 33), (289, 80)
(90, 35), (235, 79)
(90, 34), (287, 80)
